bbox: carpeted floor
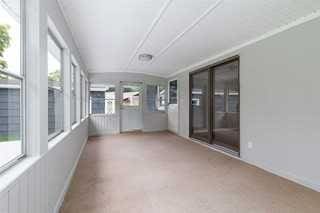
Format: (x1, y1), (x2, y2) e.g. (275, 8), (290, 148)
(60, 131), (320, 213)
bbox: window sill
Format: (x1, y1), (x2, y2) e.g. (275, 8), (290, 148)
(0, 156), (40, 193)
(48, 130), (70, 150)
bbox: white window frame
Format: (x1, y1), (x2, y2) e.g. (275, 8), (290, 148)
(70, 57), (78, 126)
(47, 24), (66, 141)
(0, 0), (26, 174)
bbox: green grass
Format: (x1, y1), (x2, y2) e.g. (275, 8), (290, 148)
(0, 135), (20, 142)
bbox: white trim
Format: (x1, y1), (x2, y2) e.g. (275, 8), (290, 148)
(53, 135), (88, 213)
(182, 136), (320, 192)
(169, 10), (320, 78)
(124, 0), (173, 70)
(152, 0), (224, 64)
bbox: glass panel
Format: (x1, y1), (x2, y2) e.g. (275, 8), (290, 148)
(0, 0), (21, 75)
(122, 85), (141, 107)
(71, 63), (76, 124)
(213, 60), (239, 152)
(48, 33), (64, 138)
(146, 85), (157, 112)
(157, 86), (165, 111)
(80, 75), (83, 118)
(0, 73), (22, 168)
(169, 80), (177, 104)
(190, 70), (210, 141)
(90, 85), (115, 115)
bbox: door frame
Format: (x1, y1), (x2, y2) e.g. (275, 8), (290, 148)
(119, 81), (143, 132)
(189, 55), (240, 154)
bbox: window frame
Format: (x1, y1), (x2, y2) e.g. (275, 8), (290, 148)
(0, 0), (26, 174)
(47, 29), (65, 141)
(168, 79), (178, 105)
(89, 84), (116, 115)
(70, 61), (77, 125)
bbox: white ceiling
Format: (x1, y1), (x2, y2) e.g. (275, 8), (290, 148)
(58, 0), (320, 77)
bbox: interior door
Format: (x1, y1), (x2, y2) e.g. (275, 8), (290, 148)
(168, 80), (179, 134)
(120, 82), (143, 132)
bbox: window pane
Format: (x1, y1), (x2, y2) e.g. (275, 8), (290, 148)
(0, 0), (24, 171)
(90, 85), (115, 115)
(157, 86), (165, 111)
(122, 85), (140, 107)
(80, 75), (83, 118)
(169, 80), (177, 104)
(0, 73), (22, 168)
(146, 85), (157, 112)
(0, 0), (21, 75)
(48, 33), (64, 139)
(71, 63), (76, 124)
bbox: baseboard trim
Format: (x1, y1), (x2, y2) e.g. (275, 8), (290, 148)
(182, 135), (320, 193)
(53, 136), (88, 213)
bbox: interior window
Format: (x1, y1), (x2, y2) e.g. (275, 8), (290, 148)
(147, 85), (166, 112)
(71, 63), (77, 124)
(122, 85), (140, 107)
(48, 31), (64, 140)
(90, 85), (116, 114)
(0, 0), (24, 171)
(169, 80), (177, 104)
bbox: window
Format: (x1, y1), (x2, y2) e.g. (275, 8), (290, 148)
(122, 85), (141, 107)
(80, 74), (83, 119)
(90, 85), (116, 114)
(48, 31), (64, 139)
(147, 85), (166, 112)
(71, 63), (76, 124)
(169, 80), (177, 104)
(85, 80), (88, 116)
(0, 0), (25, 171)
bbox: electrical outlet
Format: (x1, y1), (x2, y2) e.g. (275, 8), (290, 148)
(248, 141), (253, 149)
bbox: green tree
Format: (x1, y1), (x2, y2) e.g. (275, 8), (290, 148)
(48, 69), (61, 82)
(0, 24), (11, 70)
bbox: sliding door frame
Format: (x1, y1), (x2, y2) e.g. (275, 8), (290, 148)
(189, 55), (240, 153)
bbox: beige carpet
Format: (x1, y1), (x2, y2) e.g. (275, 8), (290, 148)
(60, 132), (320, 213)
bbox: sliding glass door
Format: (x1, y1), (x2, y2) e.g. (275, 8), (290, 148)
(189, 69), (211, 142)
(212, 59), (240, 153)
(189, 57), (240, 154)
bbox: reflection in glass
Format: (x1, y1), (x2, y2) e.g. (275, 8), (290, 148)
(0, 73), (22, 167)
(191, 70), (210, 141)
(213, 60), (239, 152)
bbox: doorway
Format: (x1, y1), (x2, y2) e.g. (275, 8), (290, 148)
(120, 82), (143, 132)
(190, 56), (240, 155)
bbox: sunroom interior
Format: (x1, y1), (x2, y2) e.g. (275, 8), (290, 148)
(0, 0), (320, 213)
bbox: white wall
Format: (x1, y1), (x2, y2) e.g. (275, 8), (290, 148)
(89, 72), (168, 135)
(169, 17), (320, 192)
(0, 120), (88, 213)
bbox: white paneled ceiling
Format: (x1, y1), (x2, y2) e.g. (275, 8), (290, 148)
(58, 0), (320, 77)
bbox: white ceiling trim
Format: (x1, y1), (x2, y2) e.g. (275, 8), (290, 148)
(168, 9), (320, 78)
(151, 0), (224, 65)
(124, 0), (173, 71)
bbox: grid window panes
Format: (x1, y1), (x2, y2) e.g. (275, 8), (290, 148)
(147, 85), (165, 112)
(48, 32), (64, 139)
(71, 63), (76, 124)
(169, 80), (177, 104)
(90, 85), (116, 114)
(122, 85), (140, 107)
(0, 0), (24, 171)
